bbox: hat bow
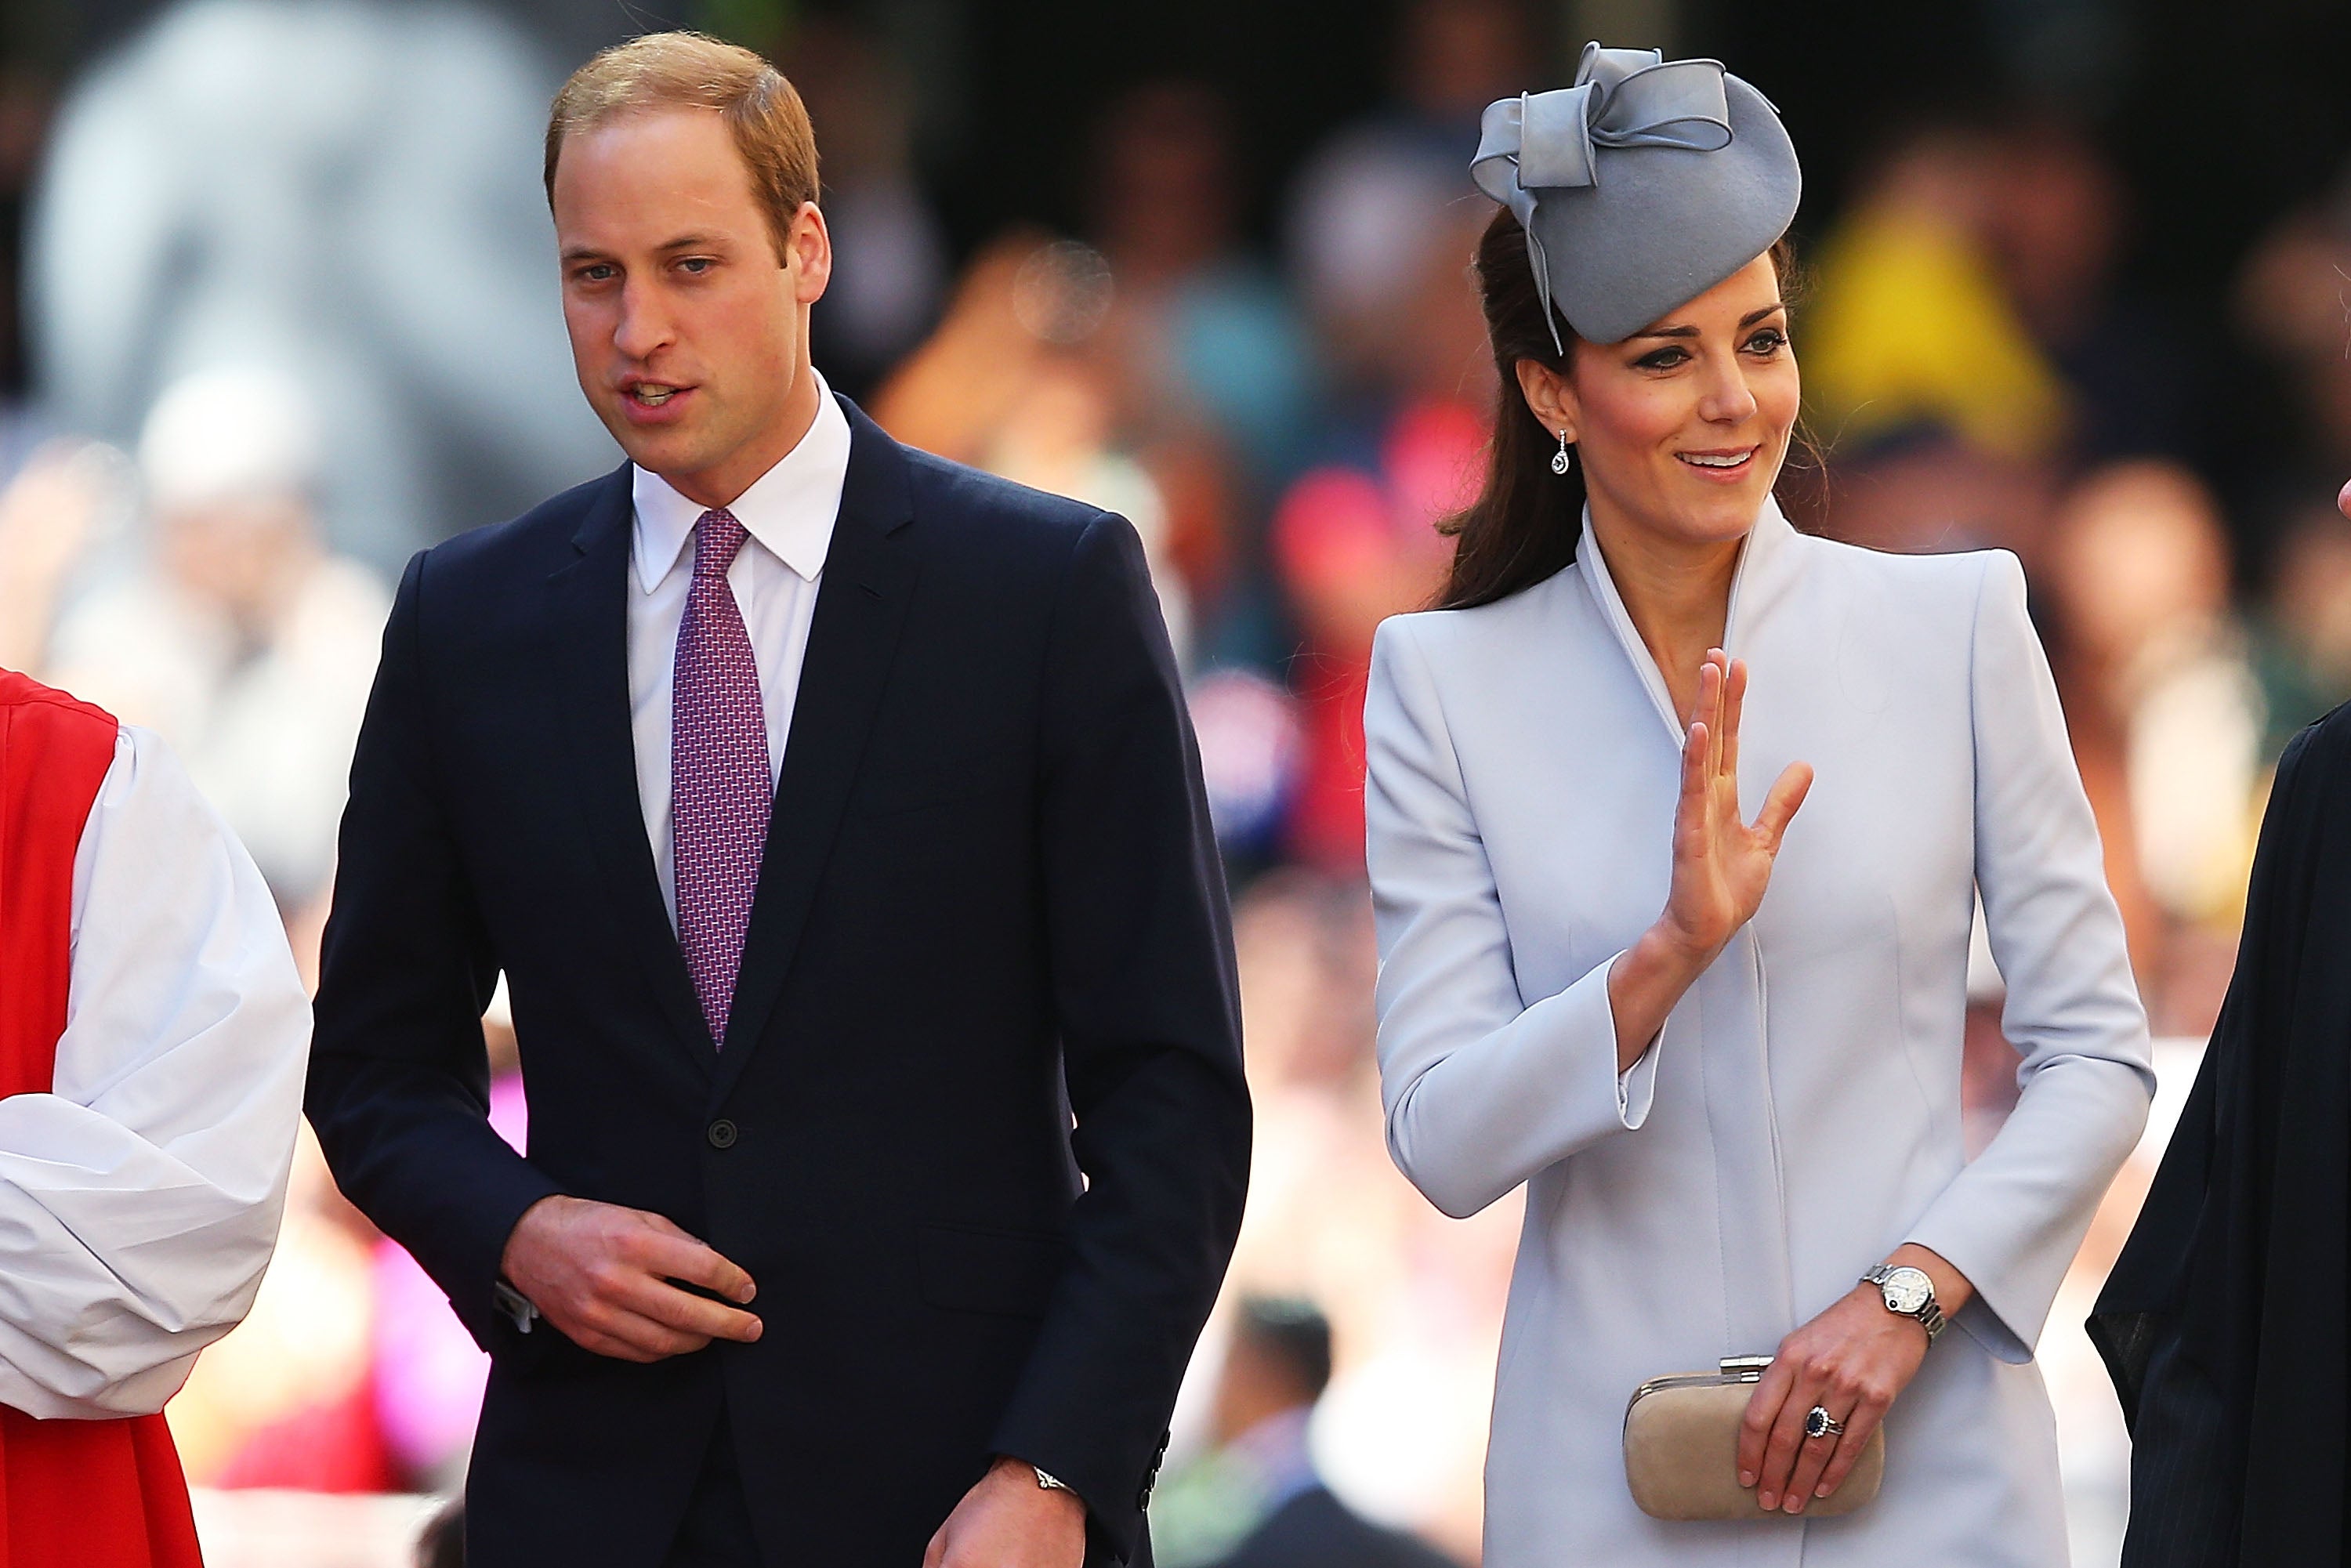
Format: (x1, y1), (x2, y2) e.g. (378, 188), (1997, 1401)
(1471, 44), (1735, 347)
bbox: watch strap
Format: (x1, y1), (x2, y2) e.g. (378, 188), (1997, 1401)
(1860, 1263), (1946, 1341)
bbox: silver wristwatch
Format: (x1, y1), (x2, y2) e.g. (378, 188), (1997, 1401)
(1860, 1262), (1946, 1341)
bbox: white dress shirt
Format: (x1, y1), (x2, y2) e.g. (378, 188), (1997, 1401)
(0, 726), (310, 1419)
(628, 375), (853, 925)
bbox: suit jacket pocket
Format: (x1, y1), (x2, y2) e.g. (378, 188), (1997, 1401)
(915, 1221), (1069, 1319)
(857, 751), (1027, 818)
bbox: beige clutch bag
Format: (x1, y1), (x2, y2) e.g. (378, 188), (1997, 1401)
(1622, 1356), (1884, 1521)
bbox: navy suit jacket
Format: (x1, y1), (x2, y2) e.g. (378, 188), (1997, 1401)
(305, 400), (1251, 1566)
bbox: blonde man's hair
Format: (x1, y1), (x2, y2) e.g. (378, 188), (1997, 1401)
(545, 32), (818, 263)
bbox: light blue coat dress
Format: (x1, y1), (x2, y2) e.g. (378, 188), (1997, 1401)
(1364, 499), (2154, 1566)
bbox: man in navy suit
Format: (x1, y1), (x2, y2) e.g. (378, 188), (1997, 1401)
(303, 33), (1250, 1568)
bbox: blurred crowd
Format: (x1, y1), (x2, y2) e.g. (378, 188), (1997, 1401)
(5, 0), (2351, 1563)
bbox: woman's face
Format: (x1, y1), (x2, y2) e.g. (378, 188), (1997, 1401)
(1519, 252), (1798, 550)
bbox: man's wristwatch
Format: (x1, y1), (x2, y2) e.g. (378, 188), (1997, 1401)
(1860, 1262), (1947, 1342)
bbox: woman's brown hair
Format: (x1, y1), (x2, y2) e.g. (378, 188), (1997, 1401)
(1435, 210), (1797, 611)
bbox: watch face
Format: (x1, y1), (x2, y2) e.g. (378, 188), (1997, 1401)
(1881, 1267), (1933, 1315)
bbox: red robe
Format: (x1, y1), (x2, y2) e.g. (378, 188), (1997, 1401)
(0, 672), (204, 1567)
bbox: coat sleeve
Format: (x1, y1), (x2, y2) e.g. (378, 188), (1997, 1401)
(303, 551), (563, 1346)
(1904, 549), (2155, 1360)
(0, 727), (310, 1419)
(1364, 617), (1668, 1222)
(986, 512), (1252, 1565)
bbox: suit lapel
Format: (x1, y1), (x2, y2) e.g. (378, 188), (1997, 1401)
(709, 402), (918, 1107)
(545, 464), (714, 1072)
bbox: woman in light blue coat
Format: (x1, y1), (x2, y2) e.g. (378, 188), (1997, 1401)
(1364, 45), (2154, 1566)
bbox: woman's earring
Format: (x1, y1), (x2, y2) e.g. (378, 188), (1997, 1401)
(1551, 428), (1574, 476)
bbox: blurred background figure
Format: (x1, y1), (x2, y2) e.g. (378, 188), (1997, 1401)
(1264, 194), (1486, 873)
(871, 233), (1194, 666)
(1089, 80), (1312, 500)
(1987, 115), (2199, 470)
(1155, 1298), (1460, 1568)
(2041, 462), (2261, 1032)
(984, 349), (1193, 661)
(789, 17), (948, 404)
(1804, 121), (2067, 469)
(1267, 400), (1465, 873)
(45, 365), (387, 942)
(1795, 122), (2068, 562)
(1285, 0), (1523, 400)
(1080, 78), (1314, 672)
(2252, 497), (2351, 751)
(25, 0), (614, 570)
(0, 434), (130, 672)
(1191, 871), (1516, 1562)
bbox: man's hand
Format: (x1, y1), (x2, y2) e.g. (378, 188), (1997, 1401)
(498, 1195), (761, 1363)
(922, 1455), (1086, 1568)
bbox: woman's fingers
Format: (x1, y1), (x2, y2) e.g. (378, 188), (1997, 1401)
(1752, 761), (1813, 848)
(1719, 654), (1747, 781)
(1693, 658), (1730, 785)
(1813, 1395), (1891, 1500)
(1754, 1378), (1819, 1511)
(1780, 1407), (1844, 1513)
(1712, 649), (1730, 780)
(1676, 715), (1712, 848)
(1736, 1361), (1793, 1488)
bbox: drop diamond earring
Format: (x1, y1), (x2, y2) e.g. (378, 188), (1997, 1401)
(1551, 429), (1574, 476)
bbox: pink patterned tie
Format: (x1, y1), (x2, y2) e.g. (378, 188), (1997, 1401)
(672, 508), (772, 1047)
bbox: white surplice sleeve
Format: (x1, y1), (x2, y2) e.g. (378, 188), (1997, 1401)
(0, 726), (310, 1419)
(1367, 619), (1665, 1222)
(1903, 551), (2156, 1360)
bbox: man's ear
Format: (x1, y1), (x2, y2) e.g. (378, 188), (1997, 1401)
(786, 202), (831, 305)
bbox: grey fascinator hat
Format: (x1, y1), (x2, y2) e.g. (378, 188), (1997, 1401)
(1472, 42), (1801, 347)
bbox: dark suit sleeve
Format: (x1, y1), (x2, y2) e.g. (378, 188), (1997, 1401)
(305, 550), (563, 1345)
(990, 512), (1252, 1559)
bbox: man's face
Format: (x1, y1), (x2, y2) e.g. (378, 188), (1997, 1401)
(552, 108), (830, 505)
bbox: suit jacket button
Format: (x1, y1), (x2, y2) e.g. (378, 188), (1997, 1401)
(707, 1118), (739, 1150)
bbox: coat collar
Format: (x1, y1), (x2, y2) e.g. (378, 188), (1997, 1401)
(1574, 494), (1801, 746)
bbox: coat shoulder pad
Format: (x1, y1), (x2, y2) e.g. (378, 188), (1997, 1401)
(899, 447), (1108, 559)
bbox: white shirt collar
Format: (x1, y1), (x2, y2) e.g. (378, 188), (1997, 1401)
(631, 369), (853, 594)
